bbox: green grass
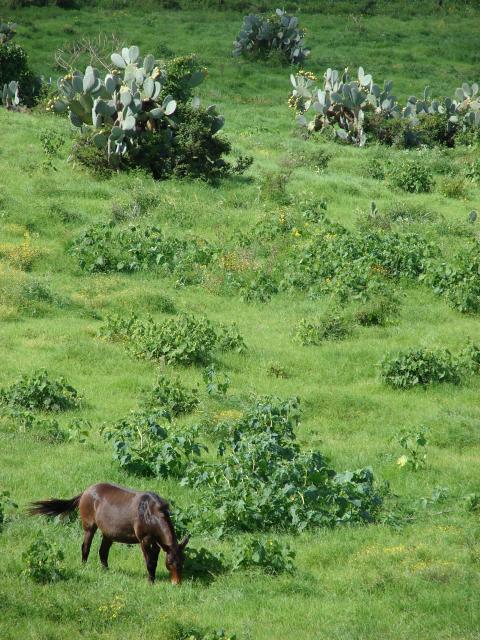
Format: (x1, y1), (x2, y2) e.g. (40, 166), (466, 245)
(1, 4), (480, 640)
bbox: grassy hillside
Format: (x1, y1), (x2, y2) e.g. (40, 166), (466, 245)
(0, 5), (479, 640)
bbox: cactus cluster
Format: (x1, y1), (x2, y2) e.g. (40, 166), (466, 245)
(290, 68), (480, 146)
(0, 21), (16, 45)
(54, 46), (216, 163)
(233, 9), (309, 65)
(2, 80), (19, 109)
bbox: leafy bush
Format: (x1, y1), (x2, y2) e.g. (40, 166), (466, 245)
(0, 28), (41, 107)
(294, 310), (352, 345)
(22, 533), (65, 583)
(71, 222), (215, 276)
(381, 348), (463, 388)
(281, 213), (435, 300)
(0, 490), (17, 530)
(424, 242), (480, 313)
(183, 546), (226, 581)
(231, 538), (295, 575)
(439, 175), (468, 199)
(100, 313), (218, 366)
(0, 370), (79, 411)
(387, 157), (434, 193)
(396, 427), (429, 471)
(233, 9), (309, 65)
(183, 396), (382, 536)
(146, 374), (199, 416)
(102, 410), (206, 477)
(353, 288), (399, 326)
(174, 627), (236, 640)
(203, 365), (230, 396)
(111, 178), (159, 221)
(216, 323), (247, 354)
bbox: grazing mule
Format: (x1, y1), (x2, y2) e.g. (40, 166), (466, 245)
(28, 482), (189, 584)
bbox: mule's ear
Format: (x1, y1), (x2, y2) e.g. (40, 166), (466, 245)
(179, 535), (190, 549)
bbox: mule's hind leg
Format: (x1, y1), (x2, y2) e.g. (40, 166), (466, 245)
(81, 524), (97, 563)
(99, 536), (112, 569)
(140, 538), (159, 584)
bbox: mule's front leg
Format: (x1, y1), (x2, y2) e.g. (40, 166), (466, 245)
(140, 539), (159, 584)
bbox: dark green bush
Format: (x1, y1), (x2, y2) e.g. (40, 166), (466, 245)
(100, 313), (218, 366)
(381, 348), (463, 388)
(102, 410), (205, 477)
(231, 538), (295, 575)
(22, 533), (65, 584)
(0, 370), (79, 411)
(146, 374), (199, 416)
(294, 310), (352, 345)
(0, 41), (40, 107)
(387, 157), (434, 193)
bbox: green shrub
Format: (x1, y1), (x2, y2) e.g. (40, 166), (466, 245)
(396, 427), (429, 471)
(387, 157), (434, 193)
(233, 9), (309, 65)
(102, 410), (206, 477)
(439, 175), (468, 199)
(146, 374), (199, 416)
(216, 322), (247, 354)
(0, 490), (17, 530)
(0, 37), (40, 107)
(425, 242), (480, 313)
(71, 222), (215, 276)
(231, 538), (295, 575)
(100, 313), (218, 366)
(22, 533), (65, 583)
(465, 158), (480, 182)
(353, 288), (399, 326)
(183, 546), (226, 581)
(381, 348), (463, 388)
(111, 178), (159, 221)
(183, 396), (382, 536)
(240, 272), (278, 303)
(0, 370), (79, 411)
(294, 310), (352, 345)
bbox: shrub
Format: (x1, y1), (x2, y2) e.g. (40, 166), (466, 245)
(282, 214), (435, 300)
(231, 538), (295, 575)
(100, 313), (218, 366)
(387, 157), (434, 193)
(233, 9), (309, 65)
(22, 533), (65, 583)
(216, 323), (247, 354)
(381, 348), (463, 388)
(396, 427), (429, 471)
(465, 158), (480, 182)
(203, 365), (230, 396)
(439, 176), (468, 199)
(111, 178), (159, 221)
(0, 370), (79, 411)
(183, 546), (226, 581)
(183, 396), (382, 536)
(146, 374), (199, 416)
(0, 490), (17, 530)
(102, 410), (206, 477)
(294, 310), (352, 345)
(0, 35), (41, 107)
(71, 222), (215, 276)
(425, 242), (480, 313)
(240, 272), (278, 303)
(353, 288), (400, 326)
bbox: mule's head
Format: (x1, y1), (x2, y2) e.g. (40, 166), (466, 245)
(165, 535), (189, 585)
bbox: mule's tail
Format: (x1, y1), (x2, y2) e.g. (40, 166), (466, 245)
(28, 494), (82, 517)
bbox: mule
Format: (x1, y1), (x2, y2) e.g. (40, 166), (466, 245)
(28, 482), (189, 584)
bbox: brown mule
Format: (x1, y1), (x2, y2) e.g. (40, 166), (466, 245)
(28, 482), (189, 584)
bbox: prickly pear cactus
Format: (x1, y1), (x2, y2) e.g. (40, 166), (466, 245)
(289, 66), (480, 146)
(233, 9), (309, 65)
(54, 46), (213, 163)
